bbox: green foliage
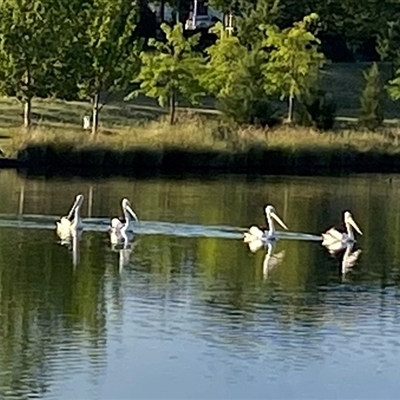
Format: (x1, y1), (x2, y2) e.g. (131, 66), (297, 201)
(129, 23), (205, 124)
(235, 0), (281, 48)
(359, 62), (383, 131)
(74, 0), (141, 133)
(202, 23), (247, 97)
(203, 23), (277, 126)
(388, 66), (400, 102)
(263, 13), (325, 121)
(0, 0), (71, 126)
(298, 89), (336, 131)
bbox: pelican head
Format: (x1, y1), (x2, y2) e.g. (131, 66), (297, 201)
(264, 205), (289, 232)
(122, 198), (138, 222)
(344, 211), (363, 236)
(67, 194), (84, 221)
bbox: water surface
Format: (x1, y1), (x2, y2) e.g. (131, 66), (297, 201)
(0, 170), (400, 399)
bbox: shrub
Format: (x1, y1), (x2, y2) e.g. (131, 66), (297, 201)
(359, 62), (384, 131)
(299, 89), (337, 131)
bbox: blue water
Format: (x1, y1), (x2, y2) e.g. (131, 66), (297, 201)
(0, 170), (399, 399)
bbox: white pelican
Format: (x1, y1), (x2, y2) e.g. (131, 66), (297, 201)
(243, 205), (289, 243)
(322, 211), (362, 251)
(56, 194), (84, 241)
(109, 198), (138, 244)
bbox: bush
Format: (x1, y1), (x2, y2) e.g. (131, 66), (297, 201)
(298, 89), (337, 131)
(217, 96), (280, 128)
(359, 62), (384, 131)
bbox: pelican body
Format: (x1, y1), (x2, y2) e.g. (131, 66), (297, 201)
(56, 194), (84, 241)
(109, 198), (138, 244)
(243, 205), (289, 243)
(322, 211), (362, 251)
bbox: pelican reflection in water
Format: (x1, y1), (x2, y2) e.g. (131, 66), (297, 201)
(322, 211), (363, 253)
(340, 242), (362, 274)
(113, 232), (136, 272)
(244, 205), (289, 243)
(246, 238), (285, 278)
(56, 194), (84, 242)
(109, 198), (139, 244)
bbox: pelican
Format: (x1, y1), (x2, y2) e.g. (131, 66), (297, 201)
(322, 211), (363, 250)
(56, 194), (84, 241)
(109, 198), (138, 244)
(243, 205), (289, 243)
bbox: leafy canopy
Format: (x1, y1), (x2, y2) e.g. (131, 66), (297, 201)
(129, 23), (205, 109)
(263, 13), (325, 101)
(0, 0), (71, 101)
(76, 0), (141, 100)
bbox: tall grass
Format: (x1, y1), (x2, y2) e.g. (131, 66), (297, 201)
(6, 112), (400, 158)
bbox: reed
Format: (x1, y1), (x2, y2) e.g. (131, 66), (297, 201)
(6, 113), (400, 175)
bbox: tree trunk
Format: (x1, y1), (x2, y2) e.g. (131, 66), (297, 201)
(169, 92), (176, 125)
(23, 98), (31, 130)
(287, 95), (294, 123)
(92, 93), (99, 135)
(159, 0), (165, 22)
(23, 68), (32, 130)
(175, 0), (180, 24)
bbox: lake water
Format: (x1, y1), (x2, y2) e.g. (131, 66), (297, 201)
(0, 169), (400, 399)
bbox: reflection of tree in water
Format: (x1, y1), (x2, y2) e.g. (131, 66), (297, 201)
(0, 229), (109, 398)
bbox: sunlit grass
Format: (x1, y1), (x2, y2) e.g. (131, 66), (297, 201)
(0, 61), (400, 162)
(5, 112), (400, 160)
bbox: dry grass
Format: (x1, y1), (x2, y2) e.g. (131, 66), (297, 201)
(5, 113), (400, 160)
(0, 62), (400, 160)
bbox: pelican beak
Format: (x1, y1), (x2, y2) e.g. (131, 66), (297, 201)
(66, 198), (79, 220)
(126, 204), (139, 221)
(349, 217), (363, 235)
(271, 211), (289, 230)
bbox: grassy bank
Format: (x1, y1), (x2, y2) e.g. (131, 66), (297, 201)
(0, 61), (400, 175)
(3, 112), (400, 175)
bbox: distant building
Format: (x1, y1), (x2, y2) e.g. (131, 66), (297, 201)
(148, 1), (222, 29)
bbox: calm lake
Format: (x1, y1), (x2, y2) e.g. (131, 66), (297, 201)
(0, 169), (400, 399)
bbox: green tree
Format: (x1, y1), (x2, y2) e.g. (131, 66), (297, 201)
(0, 0), (70, 129)
(202, 23), (246, 97)
(359, 63), (383, 131)
(128, 23), (204, 125)
(235, 0), (280, 48)
(263, 13), (325, 123)
(202, 23), (272, 125)
(75, 0), (141, 136)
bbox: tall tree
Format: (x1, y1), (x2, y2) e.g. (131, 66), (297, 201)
(128, 23), (204, 125)
(202, 22), (270, 125)
(263, 13), (325, 122)
(0, 0), (69, 129)
(76, 0), (141, 136)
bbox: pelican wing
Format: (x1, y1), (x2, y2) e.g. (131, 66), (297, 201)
(56, 216), (73, 240)
(111, 218), (124, 230)
(243, 226), (264, 243)
(322, 227), (345, 246)
(247, 239), (264, 253)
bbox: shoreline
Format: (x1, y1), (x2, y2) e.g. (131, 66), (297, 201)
(3, 144), (400, 177)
